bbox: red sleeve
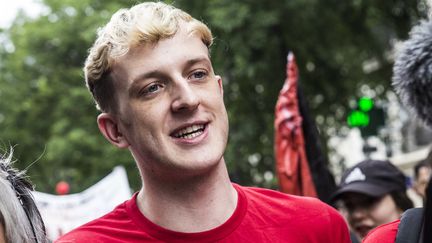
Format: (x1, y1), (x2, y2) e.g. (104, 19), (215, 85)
(362, 219), (399, 243)
(328, 205), (351, 243)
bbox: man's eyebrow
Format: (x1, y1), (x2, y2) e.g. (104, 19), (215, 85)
(184, 57), (211, 67)
(130, 57), (210, 83)
(131, 70), (162, 84)
(127, 57), (212, 95)
(128, 70), (163, 95)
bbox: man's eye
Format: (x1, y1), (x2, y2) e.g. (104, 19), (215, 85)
(344, 203), (354, 211)
(148, 84), (160, 93)
(191, 71), (207, 80)
(141, 83), (163, 95)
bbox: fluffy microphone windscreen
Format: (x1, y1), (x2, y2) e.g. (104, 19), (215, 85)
(393, 20), (432, 127)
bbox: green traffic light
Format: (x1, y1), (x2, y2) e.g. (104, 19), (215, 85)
(347, 110), (369, 127)
(358, 97), (374, 112)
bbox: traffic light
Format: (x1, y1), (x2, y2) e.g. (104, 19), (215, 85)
(347, 110), (369, 127)
(358, 96), (374, 112)
(347, 96), (373, 127)
(347, 97), (385, 137)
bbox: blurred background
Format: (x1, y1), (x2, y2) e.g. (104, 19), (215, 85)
(1, 0), (431, 195)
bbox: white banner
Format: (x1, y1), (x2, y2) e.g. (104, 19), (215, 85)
(33, 166), (132, 240)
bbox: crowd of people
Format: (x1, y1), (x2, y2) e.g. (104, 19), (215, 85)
(2, 1), (432, 243)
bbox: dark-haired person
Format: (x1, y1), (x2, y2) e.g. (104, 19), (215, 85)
(55, 1), (350, 242)
(413, 159), (432, 202)
(0, 149), (49, 243)
(363, 179), (431, 243)
(331, 159), (413, 242)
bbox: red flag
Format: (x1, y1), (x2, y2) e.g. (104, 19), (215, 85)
(274, 52), (317, 197)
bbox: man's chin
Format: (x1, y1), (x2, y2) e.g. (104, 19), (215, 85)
(354, 226), (373, 239)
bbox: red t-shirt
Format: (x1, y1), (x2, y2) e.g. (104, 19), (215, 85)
(362, 220), (399, 243)
(56, 184), (350, 243)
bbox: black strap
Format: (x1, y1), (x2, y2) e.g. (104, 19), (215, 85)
(395, 208), (424, 243)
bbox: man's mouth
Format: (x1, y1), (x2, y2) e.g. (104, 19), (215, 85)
(172, 124), (206, 139)
(354, 225), (373, 238)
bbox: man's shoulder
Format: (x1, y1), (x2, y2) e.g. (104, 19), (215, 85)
(237, 184), (345, 223)
(239, 184), (331, 210)
(234, 185), (350, 242)
(363, 219), (399, 243)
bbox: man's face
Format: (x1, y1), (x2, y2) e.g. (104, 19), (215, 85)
(339, 192), (401, 240)
(107, 24), (229, 180)
(414, 166), (431, 198)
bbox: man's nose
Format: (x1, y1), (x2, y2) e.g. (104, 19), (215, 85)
(171, 79), (200, 112)
(350, 206), (368, 220)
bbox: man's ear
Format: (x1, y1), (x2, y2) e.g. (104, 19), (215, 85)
(216, 75), (224, 95)
(97, 113), (129, 148)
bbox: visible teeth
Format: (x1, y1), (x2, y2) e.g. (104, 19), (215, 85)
(174, 124), (205, 138)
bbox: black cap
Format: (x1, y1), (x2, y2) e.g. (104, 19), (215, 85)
(331, 159), (407, 201)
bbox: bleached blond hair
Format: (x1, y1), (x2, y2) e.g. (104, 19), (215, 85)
(84, 2), (213, 113)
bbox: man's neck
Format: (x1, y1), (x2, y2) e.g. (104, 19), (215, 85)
(136, 160), (237, 232)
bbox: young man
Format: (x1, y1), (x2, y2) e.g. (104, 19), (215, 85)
(331, 159), (413, 242)
(56, 2), (350, 242)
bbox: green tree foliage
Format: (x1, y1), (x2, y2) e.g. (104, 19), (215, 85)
(0, 0), (426, 192)
(0, 0), (139, 192)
